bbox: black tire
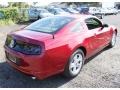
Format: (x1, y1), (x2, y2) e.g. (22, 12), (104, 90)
(100, 16), (103, 19)
(101, 15), (104, 19)
(63, 49), (85, 78)
(108, 32), (117, 48)
(38, 16), (41, 20)
(99, 14), (103, 19)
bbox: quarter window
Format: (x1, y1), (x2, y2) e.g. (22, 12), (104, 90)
(70, 22), (83, 32)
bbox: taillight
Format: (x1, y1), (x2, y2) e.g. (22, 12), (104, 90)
(20, 43), (41, 55)
(5, 35), (42, 55)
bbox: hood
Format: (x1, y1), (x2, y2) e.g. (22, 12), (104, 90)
(10, 30), (53, 44)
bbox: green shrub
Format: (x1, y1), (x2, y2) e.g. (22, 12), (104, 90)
(0, 7), (29, 25)
(0, 19), (15, 26)
(18, 8), (29, 23)
(0, 7), (19, 22)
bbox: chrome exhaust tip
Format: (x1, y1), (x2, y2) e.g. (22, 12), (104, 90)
(32, 77), (36, 80)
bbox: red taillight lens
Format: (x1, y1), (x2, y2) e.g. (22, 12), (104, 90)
(5, 36), (41, 55)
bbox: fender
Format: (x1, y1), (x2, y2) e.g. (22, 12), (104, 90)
(110, 25), (118, 35)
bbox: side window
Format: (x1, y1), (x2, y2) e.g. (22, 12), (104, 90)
(70, 22), (84, 32)
(85, 18), (102, 30)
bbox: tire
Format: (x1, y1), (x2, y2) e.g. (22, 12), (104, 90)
(108, 32), (117, 48)
(100, 15), (103, 19)
(101, 15), (104, 19)
(99, 14), (103, 19)
(37, 16), (41, 20)
(63, 49), (85, 78)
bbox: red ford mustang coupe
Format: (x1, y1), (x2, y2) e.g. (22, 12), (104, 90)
(4, 15), (117, 79)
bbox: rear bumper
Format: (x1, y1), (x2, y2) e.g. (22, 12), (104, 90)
(4, 46), (62, 80)
(6, 60), (47, 79)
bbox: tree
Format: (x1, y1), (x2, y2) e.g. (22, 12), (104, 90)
(8, 2), (14, 8)
(8, 2), (29, 8)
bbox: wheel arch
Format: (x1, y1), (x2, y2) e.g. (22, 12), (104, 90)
(111, 26), (118, 35)
(65, 45), (87, 66)
(78, 46), (87, 57)
(114, 29), (117, 35)
(71, 45), (87, 57)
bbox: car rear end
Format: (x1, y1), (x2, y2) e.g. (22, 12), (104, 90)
(4, 31), (56, 79)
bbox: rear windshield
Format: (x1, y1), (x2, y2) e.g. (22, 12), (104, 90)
(25, 16), (74, 33)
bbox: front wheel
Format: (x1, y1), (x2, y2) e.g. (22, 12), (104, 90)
(108, 32), (117, 48)
(37, 16), (41, 20)
(63, 49), (85, 78)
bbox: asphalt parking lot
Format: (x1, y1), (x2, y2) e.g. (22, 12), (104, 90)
(0, 14), (120, 88)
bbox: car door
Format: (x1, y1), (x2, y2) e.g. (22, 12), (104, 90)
(85, 18), (107, 54)
(67, 20), (99, 58)
(90, 18), (111, 49)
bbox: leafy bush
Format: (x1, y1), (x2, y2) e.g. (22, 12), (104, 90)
(0, 7), (29, 25)
(18, 8), (29, 23)
(0, 19), (15, 26)
(0, 8), (19, 22)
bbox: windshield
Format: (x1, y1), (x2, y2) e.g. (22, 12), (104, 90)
(25, 16), (74, 33)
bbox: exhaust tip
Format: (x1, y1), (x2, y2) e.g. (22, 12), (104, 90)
(32, 77), (36, 80)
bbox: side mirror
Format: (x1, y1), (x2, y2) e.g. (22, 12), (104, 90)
(102, 24), (108, 28)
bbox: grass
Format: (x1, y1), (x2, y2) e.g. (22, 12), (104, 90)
(0, 19), (15, 26)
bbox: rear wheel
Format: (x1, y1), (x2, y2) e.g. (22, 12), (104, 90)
(108, 32), (117, 48)
(63, 49), (84, 78)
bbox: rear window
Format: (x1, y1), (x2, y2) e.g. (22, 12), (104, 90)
(25, 16), (74, 33)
